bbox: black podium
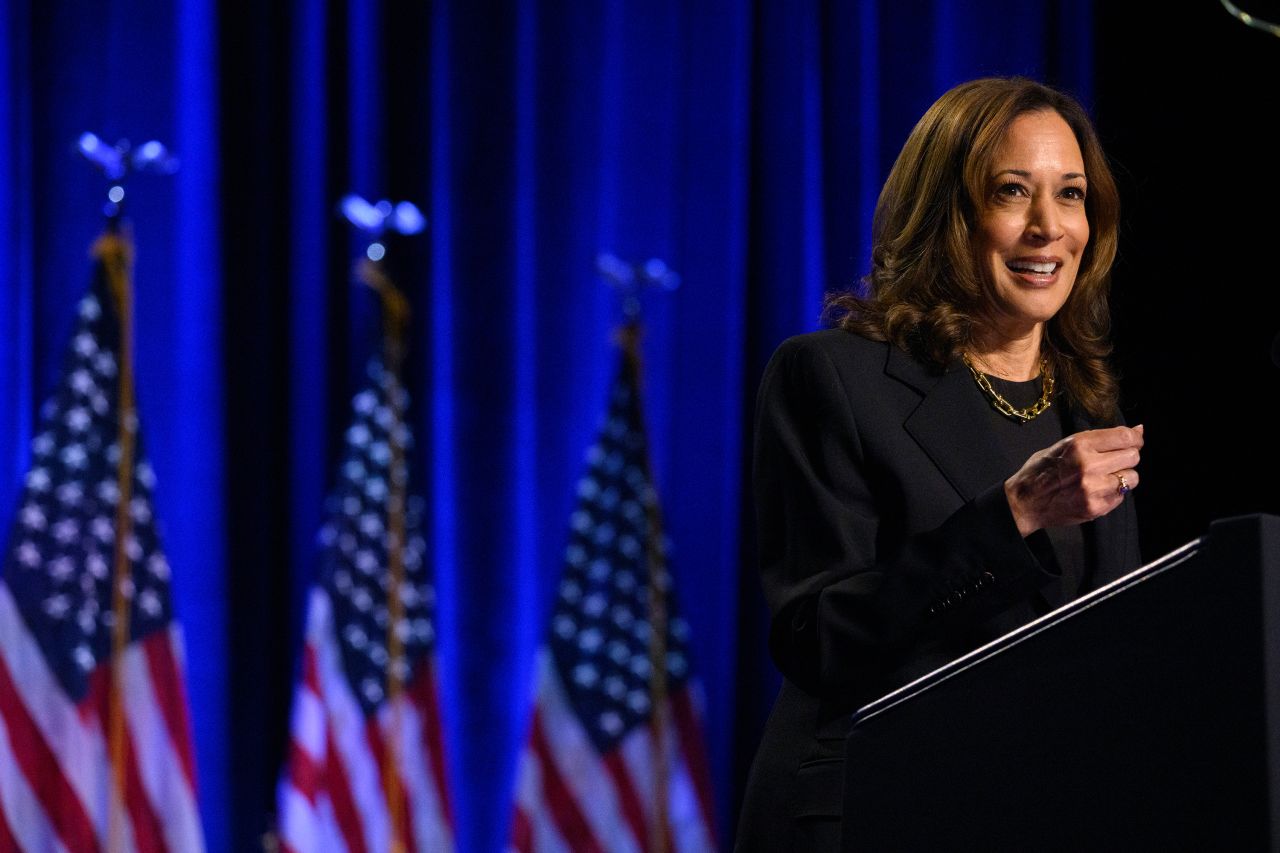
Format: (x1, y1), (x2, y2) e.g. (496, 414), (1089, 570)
(842, 514), (1280, 851)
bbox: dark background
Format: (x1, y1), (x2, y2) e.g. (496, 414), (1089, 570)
(1097, 2), (1280, 561)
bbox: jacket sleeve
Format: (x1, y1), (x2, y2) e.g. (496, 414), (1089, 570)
(754, 335), (1062, 704)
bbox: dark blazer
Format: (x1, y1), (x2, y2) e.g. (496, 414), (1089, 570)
(736, 329), (1140, 852)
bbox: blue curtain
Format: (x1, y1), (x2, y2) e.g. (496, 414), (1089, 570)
(1, 1), (1094, 850)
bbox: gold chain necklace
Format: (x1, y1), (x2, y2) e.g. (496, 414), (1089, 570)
(961, 352), (1054, 422)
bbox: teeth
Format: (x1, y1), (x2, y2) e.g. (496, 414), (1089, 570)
(1009, 260), (1056, 274)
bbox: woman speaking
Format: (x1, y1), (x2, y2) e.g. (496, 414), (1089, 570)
(737, 77), (1144, 850)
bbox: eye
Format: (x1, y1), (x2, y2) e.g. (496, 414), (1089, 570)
(995, 182), (1028, 198)
(1060, 185), (1087, 201)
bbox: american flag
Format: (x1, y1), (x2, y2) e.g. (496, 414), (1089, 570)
(277, 356), (454, 853)
(0, 245), (205, 851)
(509, 333), (718, 853)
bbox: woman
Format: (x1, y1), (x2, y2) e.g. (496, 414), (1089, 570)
(736, 77), (1143, 850)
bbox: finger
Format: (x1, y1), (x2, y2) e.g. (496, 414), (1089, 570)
(1107, 468), (1138, 496)
(1078, 425), (1144, 452)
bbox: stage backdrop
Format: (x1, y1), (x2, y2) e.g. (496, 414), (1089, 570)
(8, 1), (1277, 851)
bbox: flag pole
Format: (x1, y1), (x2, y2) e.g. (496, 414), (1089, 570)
(619, 326), (672, 853)
(75, 133), (178, 852)
(96, 224), (137, 853)
(356, 256), (411, 853)
(598, 252), (681, 853)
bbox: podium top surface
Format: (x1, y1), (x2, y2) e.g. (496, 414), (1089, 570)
(850, 532), (1210, 727)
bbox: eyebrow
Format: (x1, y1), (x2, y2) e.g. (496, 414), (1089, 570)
(994, 168), (1087, 181)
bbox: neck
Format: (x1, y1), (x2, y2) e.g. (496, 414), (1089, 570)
(969, 326), (1044, 381)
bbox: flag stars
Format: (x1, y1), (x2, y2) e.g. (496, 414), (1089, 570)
(566, 545), (587, 567)
(629, 656), (651, 679)
(560, 579), (582, 603)
(74, 332), (97, 356)
(52, 518), (79, 544)
(599, 711), (624, 737)
(93, 351), (117, 379)
(139, 590), (163, 617)
(49, 556), (76, 582)
(348, 424), (371, 447)
(364, 478), (388, 502)
(79, 295), (101, 320)
(359, 513), (383, 537)
(137, 462), (156, 490)
(33, 433), (55, 457)
(17, 541), (41, 567)
(352, 588), (373, 612)
(74, 644), (96, 672)
(592, 524), (616, 546)
(130, 498), (152, 523)
(355, 390), (377, 414)
(146, 552), (168, 580)
(70, 370), (95, 396)
(56, 482), (84, 504)
(92, 516), (114, 543)
(615, 571), (636, 593)
(344, 625), (368, 650)
(618, 535), (640, 559)
(344, 459), (366, 480)
(626, 690), (650, 714)
(61, 444), (88, 470)
(578, 627), (603, 652)
(607, 641), (630, 665)
(355, 550), (378, 575)
(44, 595), (71, 619)
(87, 553), (109, 579)
(573, 663), (599, 687)
(584, 593), (607, 617)
(588, 559), (610, 582)
(66, 406), (92, 432)
(26, 468), (51, 492)
(603, 676), (626, 701)
(571, 510), (592, 533)
(20, 504), (46, 531)
(667, 652), (688, 678)
(97, 481), (120, 504)
(577, 478), (599, 500)
(610, 605), (634, 628)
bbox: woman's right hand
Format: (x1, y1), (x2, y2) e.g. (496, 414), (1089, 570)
(1004, 424), (1144, 536)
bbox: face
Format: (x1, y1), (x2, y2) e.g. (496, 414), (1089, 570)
(974, 109), (1089, 341)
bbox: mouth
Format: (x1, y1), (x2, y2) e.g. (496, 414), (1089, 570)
(1006, 258), (1061, 275)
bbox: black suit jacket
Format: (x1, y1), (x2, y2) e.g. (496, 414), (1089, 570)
(736, 329), (1140, 851)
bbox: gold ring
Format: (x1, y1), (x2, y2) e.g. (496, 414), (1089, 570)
(1115, 473), (1130, 496)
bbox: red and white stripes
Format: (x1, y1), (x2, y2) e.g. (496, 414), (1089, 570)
(277, 589), (454, 853)
(508, 649), (717, 853)
(0, 583), (205, 853)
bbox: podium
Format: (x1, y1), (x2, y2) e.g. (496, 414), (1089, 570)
(842, 514), (1280, 851)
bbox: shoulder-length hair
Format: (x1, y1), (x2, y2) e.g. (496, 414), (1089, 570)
(826, 76), (1122, 423)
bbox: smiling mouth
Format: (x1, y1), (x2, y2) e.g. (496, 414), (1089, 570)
(1006, 260), (1060, 275)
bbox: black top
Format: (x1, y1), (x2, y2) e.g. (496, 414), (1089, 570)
(979, 373), (1086, 612)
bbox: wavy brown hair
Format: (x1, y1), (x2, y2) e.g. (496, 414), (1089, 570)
(825, 77), (1121, 423)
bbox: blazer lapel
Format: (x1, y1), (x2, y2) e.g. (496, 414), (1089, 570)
(885, 345), (1013, 503)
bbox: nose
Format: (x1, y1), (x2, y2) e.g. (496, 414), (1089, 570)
(1025, 197), (1064, 243)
